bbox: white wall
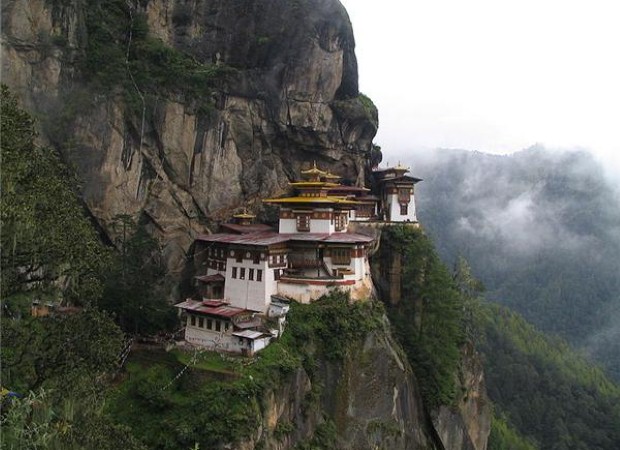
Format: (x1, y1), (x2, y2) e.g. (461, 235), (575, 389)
(185, 326), (266, 354)
(279, 216), (335, 233)
(279, 218), (297, 233)
(387, 193), (417, 222)
(310, 218), (334, 233)
(277, 282), (335, 303)
(224, 258), (273, 312)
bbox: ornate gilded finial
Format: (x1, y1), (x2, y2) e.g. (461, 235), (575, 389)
(324, 171), (341, 180)
(233, 208), (256, 222)
(395, 161), (410, 171)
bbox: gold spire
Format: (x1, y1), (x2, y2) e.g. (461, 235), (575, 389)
(300, 161), (329, 182)
(395, 161), (410, 171)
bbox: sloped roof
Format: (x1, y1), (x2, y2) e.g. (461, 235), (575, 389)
(194, 274), (225, 283)
(232, 330), (271, 340)
(196, 231), (374, 246)
(220, 223), (274, 234)
(174, 299), (249, 318)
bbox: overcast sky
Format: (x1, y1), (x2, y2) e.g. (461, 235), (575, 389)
(340, 0), (620, 178)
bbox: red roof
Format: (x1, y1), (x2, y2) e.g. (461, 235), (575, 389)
(196, 231), (290, 246)
(174, 299), (250, 318)
(196, 231), (374, 246)
(220, 223), (274, 234)
(194, 273), (225, 283)
(284, 233), (374, 244)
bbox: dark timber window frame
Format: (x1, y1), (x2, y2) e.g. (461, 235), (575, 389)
(331, 247), (351, 265)
(296, 214), (310, 232)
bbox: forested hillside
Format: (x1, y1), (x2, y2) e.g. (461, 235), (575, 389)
(408, 147), (620, 379)
(482, 304), (620, 450)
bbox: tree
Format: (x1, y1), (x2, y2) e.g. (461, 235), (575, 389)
(0, 85), (109, 310)
(1, 309), (123, 392)
(98, 215), (177, 335)
(453, 256), (487, 341)
(1, 388), (146, 450)
(376, 226), (464, 408)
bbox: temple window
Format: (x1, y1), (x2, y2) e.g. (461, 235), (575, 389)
(253, 253), (260, 264)
(232, 267), (237, 278)
(249, 268), (254, 280)
(215, 321), (221, 332)
(400, 204), (408, 215)
(332, 248), (351, 265)
(240, 268), (246, 279)
(236, 251), (243, 263)
(296, 214), (310, 231)
(198, 317), (204, 328)
(190, 316), (196, 327)
(398, 188), (410, 202)
(207, 319), (213, 329)
(335, 214), (346, 231)
(257, 269), (263, 282)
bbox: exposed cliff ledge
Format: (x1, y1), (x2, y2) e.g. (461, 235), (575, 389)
(1, 0), (378, 276)
(433, 343), (491, 450)
(371, 226), (492, 450)
(242, 318), (436, 450)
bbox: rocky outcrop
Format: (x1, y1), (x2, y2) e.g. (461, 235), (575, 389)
(433, 343), (491, 450)
(1, 0), (378, 276)
(242, 318), (437, 450)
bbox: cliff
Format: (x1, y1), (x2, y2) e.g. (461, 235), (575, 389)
(245, 317), (435, 450)
(371, 226), (492, 450)
(2, 0), (377, 276)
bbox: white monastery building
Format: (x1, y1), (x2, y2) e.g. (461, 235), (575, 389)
(175, 162), (421, 354)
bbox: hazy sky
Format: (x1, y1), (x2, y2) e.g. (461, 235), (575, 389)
(340, 0), (620, 177)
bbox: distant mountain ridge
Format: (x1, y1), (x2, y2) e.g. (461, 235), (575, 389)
(405, 146), (620, 379)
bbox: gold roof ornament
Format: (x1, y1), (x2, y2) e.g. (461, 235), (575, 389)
(395, 161), (410, 171)
(300, 161), (329, 181)
(323, 171), (341, 180)
(233, 208), (256, 220)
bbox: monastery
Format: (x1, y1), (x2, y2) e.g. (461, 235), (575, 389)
(175, 162), (421, 355)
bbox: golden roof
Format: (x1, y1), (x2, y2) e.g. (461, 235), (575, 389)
(263, 196), (362, 205)
(288, 181), (340, 188)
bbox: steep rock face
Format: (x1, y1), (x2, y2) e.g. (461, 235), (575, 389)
(433, 343), (491, 450)
(243, 319), (437, 450)
(1, 0), (377, 275)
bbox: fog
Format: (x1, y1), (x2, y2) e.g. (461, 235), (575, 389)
(387, 145), (620, 378)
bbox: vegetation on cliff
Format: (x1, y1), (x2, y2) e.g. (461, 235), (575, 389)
(0, 85), (109, 310)
(104, 293), (384, 449)
(373, 226), (466, 409)
(0, 86), (166, 449)
(81, 0), (229, 105)
(488, 416), (537, 450)
(0, 308), (145, 449)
